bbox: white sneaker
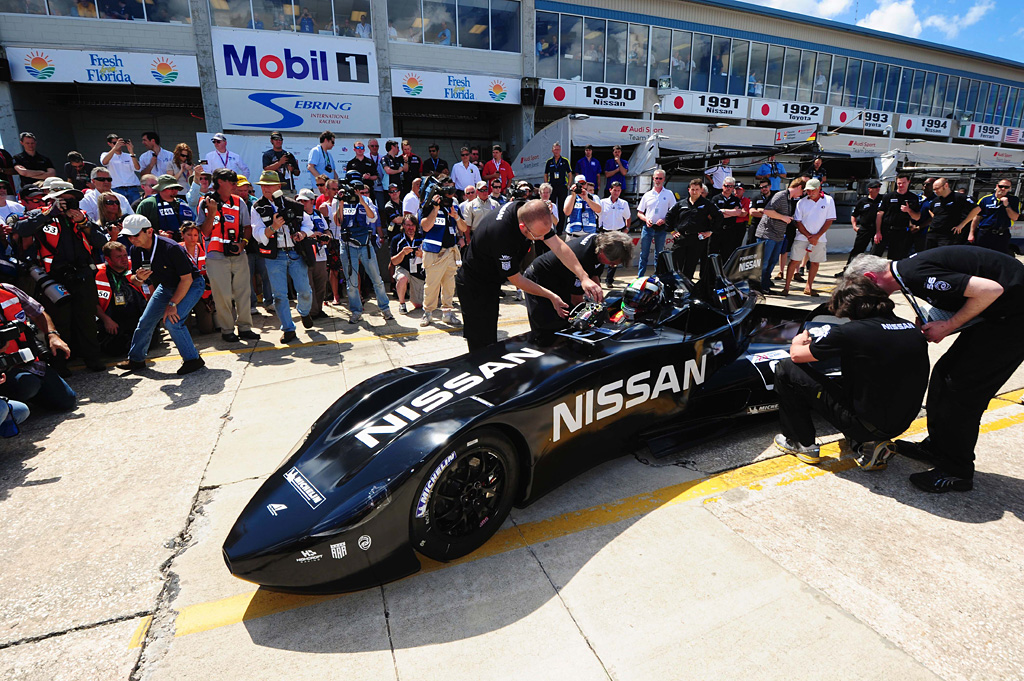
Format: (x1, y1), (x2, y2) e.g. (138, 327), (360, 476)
(444, 312), (462, 326)
(773, 434), (821, 464)
(514, 290), (524, 301)
(420, 312), (432, 327)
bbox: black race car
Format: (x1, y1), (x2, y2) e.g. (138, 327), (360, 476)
(223, 244), (838, 594)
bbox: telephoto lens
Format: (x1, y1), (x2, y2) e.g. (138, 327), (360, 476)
(28, 266), (71, 306)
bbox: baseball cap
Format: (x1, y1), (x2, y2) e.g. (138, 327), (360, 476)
(574, 174), (587, 183)
(610, 181), (622, 188)
(270, 131), (283, 140)
(19, 132), (36, 140)
(211, 132), (227, 142)
(120, 214), (152, 237)
(297, 188), (316, 201)
(805, 178), (822, 190)
(476, 180), (488, 191)
(867, 180), (882, 188)
(236, 175), (252, 187)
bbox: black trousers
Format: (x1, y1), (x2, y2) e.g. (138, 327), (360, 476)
(925, 317), (1024, 479)
(677, 234), (711, 281)
(844, 226), (875, 265)
(551, 188), (568, 234)
(925, 231), (962, 250)
(711, 224), (745, 266)
(974, 229), (1010, 254)
(872, 227), (913, 260)
(455, 272), (500, 353)
(45, 277), (101, 364)
(775, 359), (892, 447)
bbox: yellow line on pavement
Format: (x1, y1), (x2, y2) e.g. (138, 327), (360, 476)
(128, 388), (1024, 647)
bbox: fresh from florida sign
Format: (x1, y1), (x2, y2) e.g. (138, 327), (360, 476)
(7, 48), (198, 86)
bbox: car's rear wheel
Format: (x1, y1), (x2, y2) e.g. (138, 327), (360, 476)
(410, 428), (519, 562)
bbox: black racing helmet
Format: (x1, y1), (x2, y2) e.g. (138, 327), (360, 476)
(622, 276), (664, 321)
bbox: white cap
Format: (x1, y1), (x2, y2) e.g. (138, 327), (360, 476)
(575, 174), (587, 183)
(119, 214), (152, 236)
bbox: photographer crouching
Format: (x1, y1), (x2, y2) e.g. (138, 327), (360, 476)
(419, 180), (468, 327)
(252, 171), (315, 343)
(12, 181), (107, 372)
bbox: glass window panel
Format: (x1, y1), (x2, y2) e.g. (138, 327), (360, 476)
(457, 0), (488, 49)
(389, 0), (421, 41)
(423, 0), (455, 44)
(670, 30), (693, 90)
(98, 0), (145, 19)
(781, 47), (800, 100)
(965, 80), (980, 120)
(491, 0), (518, 52)
(0, 0), (46, 14)
(844, 58), (861, 107)
(209, 0), (250, 26)
(251, 0), (294, 30)
(764, 44), (784, 100)
(943, 76), (959, 117)
(708, 36), (730, 93)
(896, 67), (913, 114)
(559, 15), (583, 81)
(984, 84), (999, 124)
(301, 0), (339, 35)
(650, 27), (672, 83)
(828, 55), (846, 105)
(605, 21), (627, 84)
(933, 74), (948, 116)
(811, 52), (830, 103)
(796, 50), (814, 102)
(883, 65), (900, 112)
(920, 72), (937, 115)
(332, 0), (370, 34)
(627, 24), (649, 86)
(145, 0), (192, 22)
(1013, 90), (1024, 127)
(728, 39), (749, 96)
(536, 12), (559, 77)
(975, 82), (989, 121)
(856, 60), (873, 108)
(1002, 88), (1016, 126)
(691, 33), (711, 92)
(955, 78), (970, 119)
(48, 0), (81, 16)
(869, 62), (887, 110)
(908, 68), (924, 114)
(582, 19), (606, 82)
(748, 42), (767, 97)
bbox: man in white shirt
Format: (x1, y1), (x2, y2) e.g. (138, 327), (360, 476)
(402, 177), (421, 217)
(0, 180), (24, 222)
(356, 13), (371, 38)
(782, 178), (835, 296)
(306, 131), (338, 181)
(599, 180), (631, 287)
(704, 157), (731, 191)
(636, 169), (677, 277)
(99, 133), (141, 205)
(139, 131), (174, 177)
(80, 166), (134, 221)
(451, 146), (482, 199)
(205, 133), (251, 177)
(463, 180), (499, 231)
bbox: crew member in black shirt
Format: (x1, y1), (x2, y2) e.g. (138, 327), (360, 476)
(666, 178), (724, 280)
(345, 141), (379, 191)
(837, 179), (882, 275)
(523, 231), (633, 338)
(708, 177), (746, 263)
(64, 151), (97, 191)
(422, 144), (449, 179)
(847, 248), (1024, 492)
(925, 177), (980, 249)
(773, 275), (928, 470)
(261, 132), (301, 194)
(747, 180), (773, 243)
(116, 214), (207, 375)
(873, 174), (920, 260)
(544, 143), (572, 233)
(13, 132), (56, 191)
(456, 199), (603, 352)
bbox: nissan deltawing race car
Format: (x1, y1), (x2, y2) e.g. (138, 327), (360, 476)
(223, 243), (844, 594)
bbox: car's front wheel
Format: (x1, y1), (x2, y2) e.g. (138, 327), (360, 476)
(410, 428), (519, 562)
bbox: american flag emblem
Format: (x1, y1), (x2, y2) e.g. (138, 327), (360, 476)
(1005, 128), (1022, 144)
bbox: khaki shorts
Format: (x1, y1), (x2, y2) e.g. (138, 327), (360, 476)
(395, 267), (424, 305)
(790, 238), (827, 264)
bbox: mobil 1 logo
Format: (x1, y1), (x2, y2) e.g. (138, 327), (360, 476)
(336, 52), (370, 84)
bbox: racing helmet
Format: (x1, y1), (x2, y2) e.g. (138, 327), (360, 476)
(345, 169), (363, 183)
(622, 277), (664, 321)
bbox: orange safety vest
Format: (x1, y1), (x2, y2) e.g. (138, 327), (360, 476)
(0, 288), (31, 356)
(180, 240), (211, 299)
(207, 195), (244, 254)
(36, 216), (95, 274)
(95, 264), (151, 314)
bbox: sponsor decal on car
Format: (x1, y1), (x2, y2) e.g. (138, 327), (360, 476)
(266, 503), (287, 516)
(330, 542), (347, 559)
(415, 452), (456, 518)
(284, 467), (325, 509)
(358, 535), (372, 550)
(746, 403), (779, 414)
(296, 549), (322, 563)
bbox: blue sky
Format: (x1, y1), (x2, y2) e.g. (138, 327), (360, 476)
(752, 0), (1022, 65)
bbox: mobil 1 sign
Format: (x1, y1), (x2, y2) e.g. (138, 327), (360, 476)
(830, 107), (891, 131)
(902, 115), (951, 137)
(540, 80), (644, 111)
(211, 27), (378, 96)
(660, 92), (747, 119)
(219, 90), (380, 134)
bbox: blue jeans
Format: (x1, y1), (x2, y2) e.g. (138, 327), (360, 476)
(758, 238), (786, 289)
(129, 276), (206, 362)
(0, 397), (30, 436)
(265, 250), (312, 332)
(0, 366), (76, 411)
(637, 225), (667, 277)
(248, 252), (274, 307)
(117, 185), (142, 205)
(344, 242), (390, 316)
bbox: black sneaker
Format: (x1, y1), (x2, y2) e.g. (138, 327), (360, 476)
(239, 329), (260, 341)
(177, 358), (206, 375)
(833, 271), (845, 278)
(301, 315), (314, 329)
(115, 359), (146, 372)
(281, 330), (297, 343)
(892, 439), (935, 464)
(909, 468), (973, 493)
(221, 332), (240, 343)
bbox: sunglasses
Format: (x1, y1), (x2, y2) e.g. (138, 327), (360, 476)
(354, 146), (365, 150)
(95, 177), (112, 182)
(461, 153), (469, 157)
(103, 200), (119, 205)
(143, 183), (157, 188)
(491, 184), (501, 188)
(997, 185), (1012, 189)
(316, 183), (326, 187)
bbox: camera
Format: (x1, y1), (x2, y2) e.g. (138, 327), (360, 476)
(572, 183), (585, 195)
(510, 181), (535, 200)
(337, 180), (359, 204)
(0, 320), (50, 371)
(59, 196), (80, 212)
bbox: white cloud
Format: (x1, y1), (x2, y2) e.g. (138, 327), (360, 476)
(923, 0), (994, 39)
(857, 0), (923, 38)
(760, 0), (853, 20)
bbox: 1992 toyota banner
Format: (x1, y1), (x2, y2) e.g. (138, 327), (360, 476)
(7, 47), (198, 86)
(212, 27), (378, 96)
(219, 90), (381, 134)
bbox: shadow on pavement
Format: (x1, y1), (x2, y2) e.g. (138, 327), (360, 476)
(159, 367), (233, 410)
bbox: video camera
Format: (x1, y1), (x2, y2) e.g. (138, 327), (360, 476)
(336, 180), (360, 204)
(510, 181), (535, 200)
(425, 179), (457, 211)
(0, 320), (50, 373)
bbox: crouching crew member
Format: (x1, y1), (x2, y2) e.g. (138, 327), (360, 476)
(391, 215), (425, 314)
(115, 214), (207, 375)
(773, 275), (928, 470)
(456, 199), (604, 352)
(524, 231), (633, 340)
(95, 240), (150, 356)
(844, 248), (1024, 492)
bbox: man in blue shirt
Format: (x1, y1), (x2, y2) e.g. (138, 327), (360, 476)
(307, 131), (338, 183)
(971, 180), (1020, 253)
(603, 145), (628, 197)
(575, 145), (602, 195)
(755, 155), (787, 191)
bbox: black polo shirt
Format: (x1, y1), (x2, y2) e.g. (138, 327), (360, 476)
(751, 192), (772, 212)
(710, 192), (741, 228)
(894, 246), (1024, 321)
(544, 157), (572, 192)
(382, 154), (404, 192)
(666, 196), (724, 237)
(64, 162), (97, 191)
(879, 190), (920, 232)
(131, 235), (200, 290)
(928, 192), (976, 235)
(421, 156), (449, 177)
(851, 195), (882, 229)
(346, 156), (377, 183)
(403, 154), (422, 194)
(460, 200), (557, 286)
(525, 233), (603, 299)
(14, 151), (55, 189)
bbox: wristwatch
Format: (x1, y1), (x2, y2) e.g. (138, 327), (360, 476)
(167, 301), (177, 308)
(47, 330), (60, 337)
